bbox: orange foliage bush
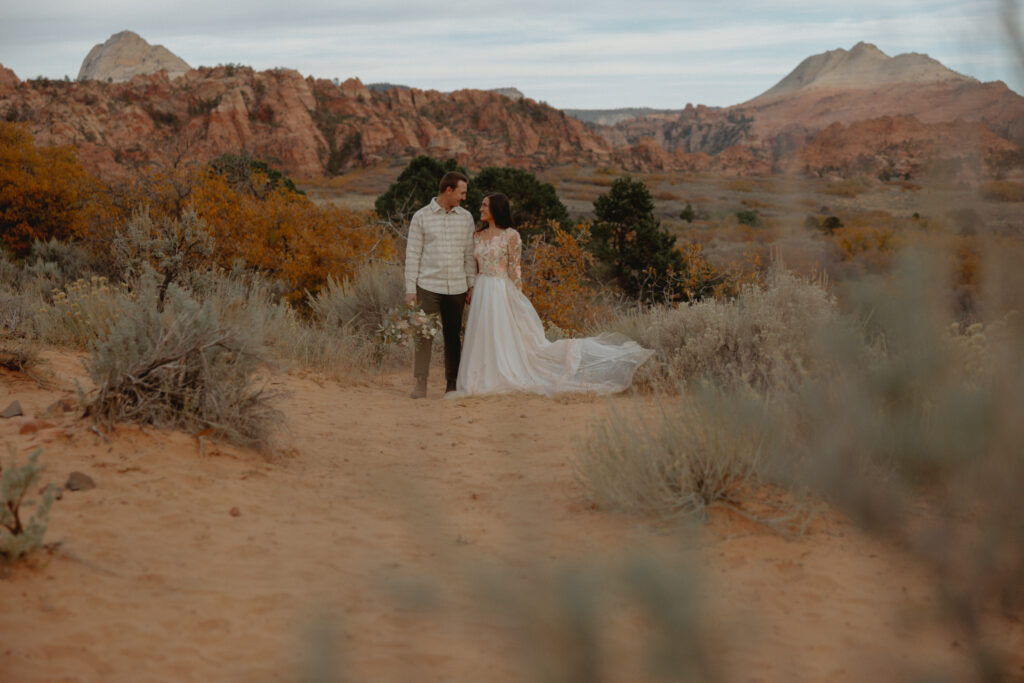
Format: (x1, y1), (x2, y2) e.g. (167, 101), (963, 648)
(671, 242), (760, 301)
(832, 224), (899, 271)
(522, 226), (761, 332)
(953, 237), (979, 289)
(952, 236), (981, 319)
(191, 171), (393, 303)
(522, 223), (609, 334)
(2, 128), (389, 303)
(0, 123), (100, 257)
(74, 163), (394, 304)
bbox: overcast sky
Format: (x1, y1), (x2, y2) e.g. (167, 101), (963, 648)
(0, 0), (1021, 109)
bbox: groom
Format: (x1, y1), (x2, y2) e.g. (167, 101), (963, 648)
(404, 171), (476, 399)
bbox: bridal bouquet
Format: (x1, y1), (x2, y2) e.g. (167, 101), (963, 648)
(377, 305), (442, 346)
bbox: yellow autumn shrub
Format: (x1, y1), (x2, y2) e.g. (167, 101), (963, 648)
(0, 123), (101, 257)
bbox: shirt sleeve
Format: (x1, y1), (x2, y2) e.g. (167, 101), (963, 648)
(405, 212), (424, 295)
(464, 215), (477, 289)
(507, 229), (523, 289)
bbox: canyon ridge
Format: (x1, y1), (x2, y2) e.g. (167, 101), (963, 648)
(1, 32), (1022, 180)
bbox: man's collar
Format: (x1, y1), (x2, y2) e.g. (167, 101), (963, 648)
(430, 197), (460, 213)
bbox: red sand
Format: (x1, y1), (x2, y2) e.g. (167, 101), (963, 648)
(1, 352), (1021, 682)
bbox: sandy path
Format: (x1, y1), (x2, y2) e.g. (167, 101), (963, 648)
(0, 353), (1021, 682)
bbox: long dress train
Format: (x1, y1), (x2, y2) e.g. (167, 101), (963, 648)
(454, 228), (652, 397)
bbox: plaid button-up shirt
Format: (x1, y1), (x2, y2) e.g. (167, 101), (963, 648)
(404, 198), (476, 295)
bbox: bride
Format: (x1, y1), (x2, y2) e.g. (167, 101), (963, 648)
(453, 193), (653, 397)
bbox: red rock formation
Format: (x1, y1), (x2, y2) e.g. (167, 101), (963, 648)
(1, 39), (1021, 181)
(0, 63), (613, 180)
(595, 43), (1024, 176)
(795, 115), (1017, 179)
(0, 65), (19, 92)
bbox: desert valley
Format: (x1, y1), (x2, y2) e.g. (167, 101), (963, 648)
(1, 27), (1024, 683)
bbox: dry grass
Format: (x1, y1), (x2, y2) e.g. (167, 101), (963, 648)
(823, 175), (875, 198)
(607, 266), (839, 393)
(574, 389), (768, 520)
(651, 190), (682, 201)
(980, 179), (1024, 202)
(33, 276), (131, 348)
(560, 186), (604, 202)
(0, 337), (39, 376)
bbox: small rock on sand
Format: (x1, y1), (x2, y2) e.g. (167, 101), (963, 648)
(65, 471), (96, 491)
(1, 400), (23, 418)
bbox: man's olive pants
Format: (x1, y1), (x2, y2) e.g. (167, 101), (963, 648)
(414, 285), (467, 386)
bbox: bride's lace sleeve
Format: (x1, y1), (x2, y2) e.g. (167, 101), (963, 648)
(507, 229), (523, 289)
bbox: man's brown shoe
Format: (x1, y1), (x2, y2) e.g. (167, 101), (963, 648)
(410, 379), (427, 399)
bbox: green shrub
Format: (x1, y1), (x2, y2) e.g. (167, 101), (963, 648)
(591, 176), (685, 301)
(0, 253), (39, 338)
(471, 166), (570, 241)
(1, 449), (57, 561)
(735, 209), (761, 227)
(822, 215), (843, 233)
(374, 156), (476, 226)
(209, 152), (303, 198)
(680, 202), (695, 223)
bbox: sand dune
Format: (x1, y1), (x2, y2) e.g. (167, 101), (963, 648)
(1, 352), (1021, 682)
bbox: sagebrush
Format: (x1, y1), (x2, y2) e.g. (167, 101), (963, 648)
(0, 449), (57, 561)
(608, 266), (839, 393)
(83, 271), (282, 452)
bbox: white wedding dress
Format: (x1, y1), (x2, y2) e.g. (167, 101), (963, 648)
(453, 228), (653, 397)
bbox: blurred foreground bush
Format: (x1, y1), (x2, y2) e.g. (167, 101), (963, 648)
(578, 245), (1024, 679)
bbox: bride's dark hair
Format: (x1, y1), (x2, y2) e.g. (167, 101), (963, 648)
(486, 193), (513, 229)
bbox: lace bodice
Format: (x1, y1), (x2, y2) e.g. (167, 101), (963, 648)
(474, 228), (522, 288)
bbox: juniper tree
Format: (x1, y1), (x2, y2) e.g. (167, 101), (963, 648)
(591, 176), (684, 302)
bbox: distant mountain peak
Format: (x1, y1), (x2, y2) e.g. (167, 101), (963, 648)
(489, 87), (524, 100)
(78, 31), (190, 82)
(749, 42), (974, 103)
(849, 41), (886, 57)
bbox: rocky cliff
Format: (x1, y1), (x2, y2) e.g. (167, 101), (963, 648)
(78, 31), (191, 83)
(0, 64), (612, 179)
(586, 43), (1024, 176)
(795, 115), (1018, 179)
(2, 40), (1022, 180)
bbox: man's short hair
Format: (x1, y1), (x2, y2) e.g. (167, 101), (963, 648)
(439, 171), (469, 194)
